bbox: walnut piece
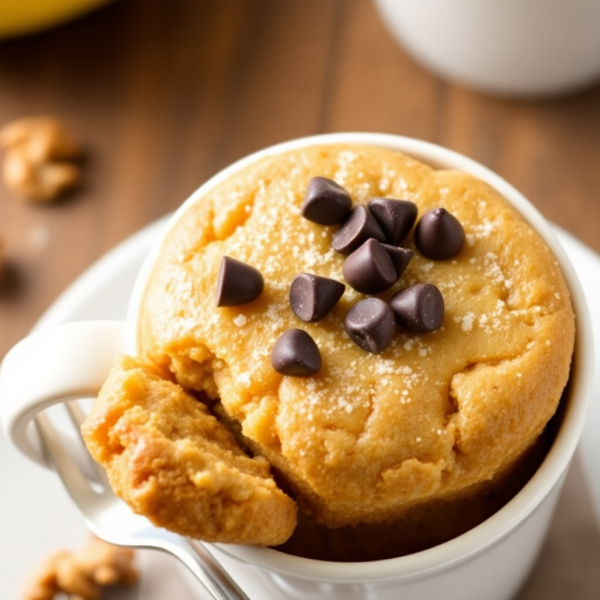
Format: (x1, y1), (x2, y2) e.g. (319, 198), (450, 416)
(0, 117), (81, 202)
(21, 537), (138, 600)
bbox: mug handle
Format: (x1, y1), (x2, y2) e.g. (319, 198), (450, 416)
(0, 321), (125, 467)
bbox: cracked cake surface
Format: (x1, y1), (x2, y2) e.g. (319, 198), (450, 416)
(84, 143), (574, 542)
(136, 143), (574, 528)
(82, 355), (297, 545)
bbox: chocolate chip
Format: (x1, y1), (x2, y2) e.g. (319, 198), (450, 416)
(290, 273), (345, 322)
(368, 198), (418, 246)
(301, 177), (352, 225)
(342, 239), (398, 294)
(414, 208), (465, 260)
(271, 329), (322, 376)
(390, 283), (444, 333)
(216, 256), (264, 307)
(332, 205), (386, 255)
(381, 244), (413, 278)
(344, 298), (396, 354)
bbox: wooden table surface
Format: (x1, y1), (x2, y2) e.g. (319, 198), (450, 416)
(0, 1), (599, 598)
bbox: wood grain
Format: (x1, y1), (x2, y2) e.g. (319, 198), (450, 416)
(1, 0), (599, 354)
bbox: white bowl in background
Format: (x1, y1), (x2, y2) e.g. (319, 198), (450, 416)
(373, 0), (600, 97)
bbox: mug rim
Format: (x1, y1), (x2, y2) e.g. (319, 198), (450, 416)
(125, 132), (594, 583)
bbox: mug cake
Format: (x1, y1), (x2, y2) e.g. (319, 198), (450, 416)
(82, 143), (574, 557)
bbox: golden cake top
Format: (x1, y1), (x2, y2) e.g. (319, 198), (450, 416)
(138, 143), (574, 527)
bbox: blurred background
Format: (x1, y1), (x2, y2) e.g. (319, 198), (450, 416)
(0, 0), (599, 598)
(1, 0), (599, 353)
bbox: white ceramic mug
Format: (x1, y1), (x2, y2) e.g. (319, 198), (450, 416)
(373, 0), (600, 97)
(0, 133), (594, 600)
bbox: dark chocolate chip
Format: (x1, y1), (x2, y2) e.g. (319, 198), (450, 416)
(390, 283), (444, 333)
(301, 177), (352, 225)
(290, 274), (345, 322)
(367, 198), (418, 246)
(344, 298), (396, 354)
(342, 239), (398, 294)
(271, 329), (322, 376)
(332, 205), (386, 255)
(381, 244), (413, 278)
(414, 208), (465, 260)
(216, 256), (264, 307)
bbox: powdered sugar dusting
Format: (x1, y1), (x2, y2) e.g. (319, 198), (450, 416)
(233, 314), (247, 327)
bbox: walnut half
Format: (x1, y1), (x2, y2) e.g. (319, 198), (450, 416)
(21, 537), (138, 600)
(0, 117), (82, 202)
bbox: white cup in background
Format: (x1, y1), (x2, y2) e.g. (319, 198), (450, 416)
(0, 133), (595, 600)
(373, 0), (600, 97)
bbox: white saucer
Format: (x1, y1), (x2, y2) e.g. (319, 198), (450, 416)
(1, 218), (599, 599)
